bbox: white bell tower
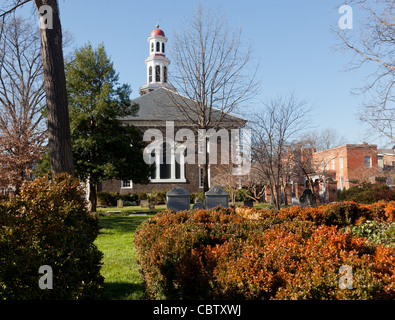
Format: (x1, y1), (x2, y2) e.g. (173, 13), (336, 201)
(139, 25), (176, 95)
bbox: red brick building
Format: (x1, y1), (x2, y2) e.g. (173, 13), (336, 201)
(311, 143), (379, 190)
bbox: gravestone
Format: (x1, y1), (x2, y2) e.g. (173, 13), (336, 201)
(140, 199), (149, 208)
(243, 200), (254, 208)
(292, 197), (300, 206)
(205, 186), (229, 209)
(166, 187), (191, 212)
(299, 188), (316, 207)
(192, 202), (205, 210)
(117, 199), (123, 208)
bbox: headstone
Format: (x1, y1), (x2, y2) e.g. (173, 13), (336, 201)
(194, 197), (204, 204)
(299, 188), (316, 207)
(192, 202), (205, 210)
(205, 186), (229, 209)
(117, 199), (123, 208)
(166, 187), (191, 212)
(140, 199), (149, 208)
(243, 200), (253, 208)
(148, 202), (155, 209)
(292, 197), (300, 206)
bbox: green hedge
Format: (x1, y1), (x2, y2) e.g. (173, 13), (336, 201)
(0, 173), (104, 299)
(97, 191), (139, 206)
(338, 183), (395, 204)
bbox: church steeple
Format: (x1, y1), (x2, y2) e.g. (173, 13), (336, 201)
(139, 25), (176, 95)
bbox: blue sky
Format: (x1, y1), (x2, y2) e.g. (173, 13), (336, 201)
(21, 0), (383, 145)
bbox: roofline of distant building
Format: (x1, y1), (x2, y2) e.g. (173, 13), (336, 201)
(313, 143), (378, 155)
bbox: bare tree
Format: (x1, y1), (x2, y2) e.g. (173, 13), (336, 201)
(169, 4), (259, 192)
(241, 165), (268, 203)
(250, 94), (312, 210)
(1, 0), (74, 175)
(334, 0), (394, 144)
(0, 15), (46, 191)
(302, 128), (348, 152)
(211, 164), (243, 206)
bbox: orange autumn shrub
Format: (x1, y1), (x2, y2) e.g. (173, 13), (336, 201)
(134, 202), (395, 300)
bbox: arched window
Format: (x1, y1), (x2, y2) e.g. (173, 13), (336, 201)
(155, 65), (161, 82)
(162, 42), (165, 53)
(160, 142), (171, 179)
(150, 151), (156, 179)
(149, 66), (152, 83)
(150, 140), (186, 182)
(151, 42), (154, 52)
(163, 66), (167, 83)
(156, 41), (160, 52)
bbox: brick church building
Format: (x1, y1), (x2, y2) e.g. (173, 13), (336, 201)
(99, 25), (246, 194)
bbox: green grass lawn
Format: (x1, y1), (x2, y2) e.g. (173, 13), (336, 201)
(95, 214), (153, 299)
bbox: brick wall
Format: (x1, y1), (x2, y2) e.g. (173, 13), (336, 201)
(313, 144), (378, 190)
(100, 124), (241, 194)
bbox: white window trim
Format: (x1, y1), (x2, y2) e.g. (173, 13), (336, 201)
(150, 178), (187, 183)
(121, 180), (133, 189)
(149, 142), (186, 183)
(364, 156), (372, 168)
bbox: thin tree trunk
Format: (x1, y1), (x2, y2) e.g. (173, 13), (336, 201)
(203, 162), (209, 193)
(88, 181), (97, 213)
(34, 0), (74, 176)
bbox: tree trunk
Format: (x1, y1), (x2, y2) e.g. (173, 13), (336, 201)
(86, 177), (97, 213)
(88, 182), (97, 213)
(34, 0), (74, 176)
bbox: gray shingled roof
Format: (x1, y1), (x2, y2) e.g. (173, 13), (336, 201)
(120, 87), (247, 125)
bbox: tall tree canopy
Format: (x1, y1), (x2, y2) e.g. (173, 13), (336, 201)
(66, 43), (150, 211)
(0, 15), (46, 191)
(1, 0), (74, 175)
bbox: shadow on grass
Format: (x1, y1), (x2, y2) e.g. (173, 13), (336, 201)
(98, 216), (151, 234)
(101, 282), (147, 300)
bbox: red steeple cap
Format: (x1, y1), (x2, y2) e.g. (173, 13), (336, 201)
(150, 25), (165, 37)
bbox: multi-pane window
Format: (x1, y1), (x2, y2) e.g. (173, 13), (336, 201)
(364, 156), (372, 168)
(331, 158), (335, 170)
(199, 166), (204, 188)
(150, 141), (186, 182)
(121, 180), (132, 189)
(339, 157), (343, 169)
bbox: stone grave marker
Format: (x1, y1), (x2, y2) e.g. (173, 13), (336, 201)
(166, 187), (190, 212)
(243, 200), (253, 208)
(205, 186), (229, 209)
(117, 199), (123, 208)
(140, 199), (149, 208)
(192, 202), (205, 210)
(299, 188), (316, 207)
